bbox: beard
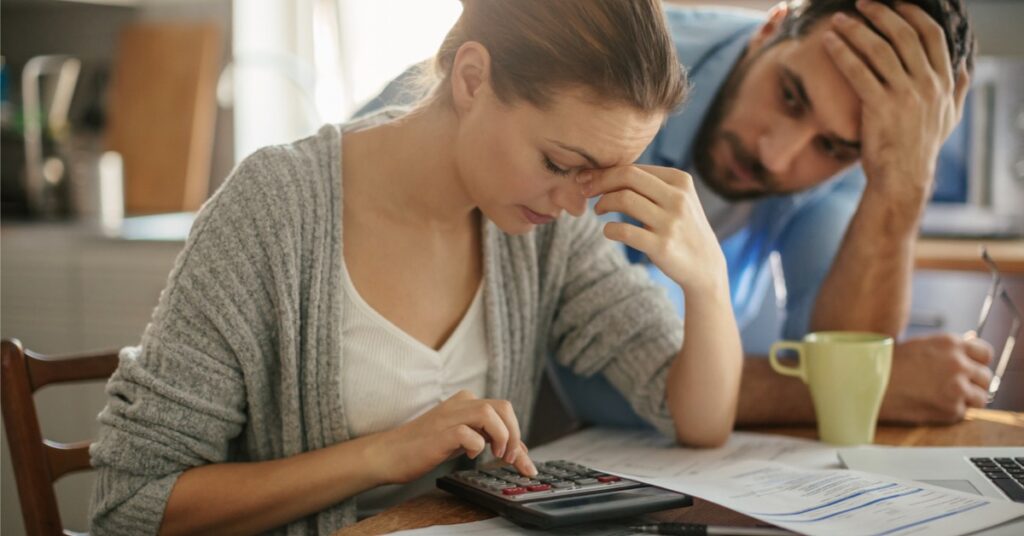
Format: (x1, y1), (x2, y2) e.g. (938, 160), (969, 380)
(693, 49), (779, 201)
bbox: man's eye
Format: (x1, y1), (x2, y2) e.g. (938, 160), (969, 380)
(818, 137), (841, 159)
(543, 155), (571, 177)
(781, 85), (800, 113)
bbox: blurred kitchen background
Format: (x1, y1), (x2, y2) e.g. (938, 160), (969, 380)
(1, 1), (1022, 535)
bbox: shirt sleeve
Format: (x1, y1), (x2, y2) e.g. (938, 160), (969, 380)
(88, 149), (289, 535)
(777, 169), (866, 340)
(546, 212), (684, 438)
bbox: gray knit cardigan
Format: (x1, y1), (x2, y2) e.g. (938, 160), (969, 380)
(88, 120), (683, 535)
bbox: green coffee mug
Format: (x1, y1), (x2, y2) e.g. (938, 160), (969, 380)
(769, 331), (893, 445)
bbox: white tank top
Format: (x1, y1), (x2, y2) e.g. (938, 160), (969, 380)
(339, 260), (489, 516)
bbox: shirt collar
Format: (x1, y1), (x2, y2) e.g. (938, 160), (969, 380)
(651, 22), (760, 169)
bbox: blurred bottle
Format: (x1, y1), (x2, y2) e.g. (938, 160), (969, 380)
(22, 54), (80, 220)
(1, 56), (13, 128)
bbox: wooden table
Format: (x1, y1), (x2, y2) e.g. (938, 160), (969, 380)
(915, 238), (1024, 273)
(336, 409), (1024, 535)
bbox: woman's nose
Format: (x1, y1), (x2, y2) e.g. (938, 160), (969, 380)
(553, 179), (587, 217)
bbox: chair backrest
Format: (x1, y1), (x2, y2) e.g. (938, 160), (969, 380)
(1, 338), (119, 536)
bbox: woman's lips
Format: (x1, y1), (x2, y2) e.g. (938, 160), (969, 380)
(520, 206), (555, 225)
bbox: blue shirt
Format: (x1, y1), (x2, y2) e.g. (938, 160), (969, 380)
(543, 7), (867, 428)
(644, 6), (866, 351)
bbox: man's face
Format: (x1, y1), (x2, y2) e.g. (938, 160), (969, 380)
(695, 20), (865, 200)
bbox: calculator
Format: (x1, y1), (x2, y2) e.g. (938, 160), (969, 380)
(436, 459), (692, 529)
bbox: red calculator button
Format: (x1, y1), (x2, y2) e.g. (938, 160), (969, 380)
(527, 484), (551, 492)
(502, 487), (527, 495)
(597, 475), (621, 483)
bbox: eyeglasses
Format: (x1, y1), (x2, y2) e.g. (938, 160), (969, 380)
(976, 246), (1021, 403)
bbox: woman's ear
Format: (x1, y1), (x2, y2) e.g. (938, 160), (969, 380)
(748, 2), (790, 51)
(450, 41), (492, 115)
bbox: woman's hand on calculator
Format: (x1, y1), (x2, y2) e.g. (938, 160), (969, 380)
(371, 390), (538, 484)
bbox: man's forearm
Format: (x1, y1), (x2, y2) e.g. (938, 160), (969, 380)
(810, 186), (927, 337)
(736, 356), (816, 426)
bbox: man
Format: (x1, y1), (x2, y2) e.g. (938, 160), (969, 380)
(358, 0), (992, 428)
(554, 0), (992, 428)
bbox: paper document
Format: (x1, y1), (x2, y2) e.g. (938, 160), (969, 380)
(387, 516), (636, 535)
(530, 428), (840, 477)
(531, 428), (1024, 535)
(632, 459), (1024, 536)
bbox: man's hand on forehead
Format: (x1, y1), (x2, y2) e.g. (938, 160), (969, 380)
(821, 0), (969, 207)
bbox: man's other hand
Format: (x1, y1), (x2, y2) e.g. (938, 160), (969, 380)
(880, 332), (994, 424)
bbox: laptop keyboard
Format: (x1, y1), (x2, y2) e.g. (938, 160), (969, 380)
(971, 457), (1024, 502)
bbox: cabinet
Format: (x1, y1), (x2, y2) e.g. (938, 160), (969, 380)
(1, 223), (184, 535)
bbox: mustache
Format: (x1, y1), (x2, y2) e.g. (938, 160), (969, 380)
(721, 132), (772, 189)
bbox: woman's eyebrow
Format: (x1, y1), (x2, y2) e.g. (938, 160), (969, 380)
(547, 139), (604, 168)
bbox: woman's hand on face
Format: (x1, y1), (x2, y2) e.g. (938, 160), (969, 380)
(579, 165), (727, 296)
(372, 390), (536, 485)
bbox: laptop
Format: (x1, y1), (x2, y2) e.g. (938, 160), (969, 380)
(839, 447), (1024, 502)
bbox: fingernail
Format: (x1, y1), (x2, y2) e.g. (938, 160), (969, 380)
(833, 13), (852, 25)
(496, 445), (505, 458)
(575, 171), (590, 184)
(580, 183), (592, 196)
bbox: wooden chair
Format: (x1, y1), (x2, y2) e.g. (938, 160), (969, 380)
(1, 338), (119, 536)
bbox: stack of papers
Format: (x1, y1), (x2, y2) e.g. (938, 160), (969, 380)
(390, 517), (635, 535)
(391, 429), (1024, 535)
(531, 428), (1024, 536)
(529, 428), (840, 476)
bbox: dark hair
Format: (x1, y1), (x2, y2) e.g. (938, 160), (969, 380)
(772, 0), (976, 71)
(426, 0), (688, 114)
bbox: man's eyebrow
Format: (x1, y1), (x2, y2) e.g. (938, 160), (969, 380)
(781, 67), (861, 151)
(782, 66), (813, 113)
(548, 139), (603, 168)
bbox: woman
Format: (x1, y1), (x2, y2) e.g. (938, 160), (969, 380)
(89, 1), (742, 534)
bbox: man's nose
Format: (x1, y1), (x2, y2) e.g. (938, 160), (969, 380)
(759, 119), (815, 175)
(552, 179), (587, 217)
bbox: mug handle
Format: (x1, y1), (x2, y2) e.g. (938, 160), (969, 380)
(769, 341), (807, 382)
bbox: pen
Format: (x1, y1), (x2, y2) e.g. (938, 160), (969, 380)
(630, 522), (794, 536)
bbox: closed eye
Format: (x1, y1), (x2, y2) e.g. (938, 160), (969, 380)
(542, 154), (571, 177)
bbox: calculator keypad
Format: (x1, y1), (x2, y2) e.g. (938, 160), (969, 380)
(451, 460), (637, 502)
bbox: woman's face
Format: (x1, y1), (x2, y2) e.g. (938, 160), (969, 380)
(453, 85), (664, 235)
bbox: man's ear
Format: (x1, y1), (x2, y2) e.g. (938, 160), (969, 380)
(749, 2), (790, 51)
(450, 41), (491, 116)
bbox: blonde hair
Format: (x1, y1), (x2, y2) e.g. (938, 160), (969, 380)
(425, 0), (687, 114)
